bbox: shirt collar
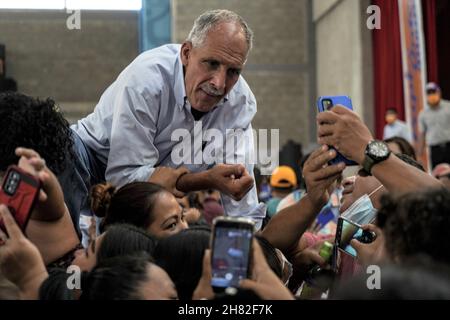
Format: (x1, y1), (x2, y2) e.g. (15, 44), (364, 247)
(174, 50), (229, 111)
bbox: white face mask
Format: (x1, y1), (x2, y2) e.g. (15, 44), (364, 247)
(341, 185), (383, 225)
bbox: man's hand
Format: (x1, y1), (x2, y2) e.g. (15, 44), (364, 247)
(350, 224), (387, 267)
(317, 106), (373, 164)
(303, 145), (345, 208)
(239, 240), (294, 300)
(148, 166), (189, 198)
(207, 164), (254, 201)
(0, 205), (48, 299)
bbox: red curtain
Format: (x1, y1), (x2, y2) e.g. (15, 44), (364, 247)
(422, 0), (439, 83)
(372, 0), (405, 139)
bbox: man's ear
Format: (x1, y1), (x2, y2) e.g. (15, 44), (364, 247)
(180, 41), (193, 67)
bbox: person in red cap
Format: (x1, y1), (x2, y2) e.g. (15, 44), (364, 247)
(418, 82), (450, 168)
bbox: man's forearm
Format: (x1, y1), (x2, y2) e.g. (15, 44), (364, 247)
(176, 170), (215, 193)
(261, 194), (324, 255)
(372, 153), (442, 193)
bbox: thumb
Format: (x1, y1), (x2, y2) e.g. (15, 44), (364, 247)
(239, 279), (263, 294)
(350, 239), (364, 252)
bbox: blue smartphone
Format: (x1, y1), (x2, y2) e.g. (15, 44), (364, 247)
(317, 96), (357, 166)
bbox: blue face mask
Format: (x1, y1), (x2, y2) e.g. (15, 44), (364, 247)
(341, 185), (383, 225)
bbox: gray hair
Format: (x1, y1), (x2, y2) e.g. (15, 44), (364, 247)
(186, 9), (253, 53)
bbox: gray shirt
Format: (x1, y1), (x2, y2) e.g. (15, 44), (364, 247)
(72, 44), (266, 227)
(418, 99), (450, 146)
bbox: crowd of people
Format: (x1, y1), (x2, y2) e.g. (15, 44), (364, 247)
(0, 9), (449, 301)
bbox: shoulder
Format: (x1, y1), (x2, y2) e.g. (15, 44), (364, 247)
(116, 44), (181, 96)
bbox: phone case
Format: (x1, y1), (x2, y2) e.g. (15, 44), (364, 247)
(317, 96), (358, 166)
(0, 165), (41, 232)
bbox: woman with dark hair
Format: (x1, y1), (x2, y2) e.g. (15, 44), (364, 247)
(153, 226), (210, 300)
(80, 253), (178, 300)
(384, 136), (417, 160)
(90, 181), (188, 238)
(71, 223), (157, 272)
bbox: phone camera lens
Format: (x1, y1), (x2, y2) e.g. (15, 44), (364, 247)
(323, 99), (333, 110)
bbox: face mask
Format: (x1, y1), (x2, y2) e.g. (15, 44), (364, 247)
(341, 185), (383, 225)
(427, 93), (440, 107)
(385, 114), (396, 124)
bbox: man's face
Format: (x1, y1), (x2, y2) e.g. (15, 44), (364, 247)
(180, 22), (248, 112)
(385, 111), (397, 124)
(340, 170), (383, 213)
(427, 90), (441, 107)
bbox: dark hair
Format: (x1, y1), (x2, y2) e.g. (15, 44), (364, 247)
(386, 108), (398, 114)
(0, 92), (74, 175)
(394, 152), (423, 170)
(80, 253), (153, 300)
(39, 268), (78, 300)
(90, 182), (168, 233)
(153, 226), (210, 300)
(255, 235), (283, 279)
(332, 259), (450, 300)
(377, 188), (450, 265)
(96, 224), (158, 265)
(385, 137), (417, 160)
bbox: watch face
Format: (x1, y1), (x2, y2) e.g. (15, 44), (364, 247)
(369, 141), (389, 159)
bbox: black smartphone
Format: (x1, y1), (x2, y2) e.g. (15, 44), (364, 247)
(0, 165), (41, 233)
(210, 217), (254, 292)
(335, 217), (376, 258)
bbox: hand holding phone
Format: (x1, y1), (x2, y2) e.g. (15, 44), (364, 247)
(210, 217), (254, 292)
(335, 217), (376, 258)
(317, 96), (357, 166)
(0, 165), (41, 233)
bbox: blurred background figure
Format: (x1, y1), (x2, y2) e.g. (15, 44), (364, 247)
(383, 108), (412, 143)
(384, 136), (417, 160)
(266, 166), (298, 218)
(418, 82), (450, 168)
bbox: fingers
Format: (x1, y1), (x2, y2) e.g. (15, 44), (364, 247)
(314, 164), (345, 181)
(201, 249), (212, 280)
(15, 147), (40, 159)
(331, 105), (356, 116)
(317, 123), (335, 138)
(172, 189), (186, 198)
(361, 224), (381, 235)
(306, 147), (337, 172)
(175, 166), (190, 176)
(350, 239), (364, 252)
(0, 205), (23, 240)
(239, 278), (261, 293)
(218, 164), (246, 177)
(251, 239), (269, 276)
(28, 157), (46, 172)
(317, 110), (339, 125)
(307, 251), (327, 267)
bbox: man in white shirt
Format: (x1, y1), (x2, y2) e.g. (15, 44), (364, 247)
(69, 10), (266, 234)
(382, 108), (412, 143)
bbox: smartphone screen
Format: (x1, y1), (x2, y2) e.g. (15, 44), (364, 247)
(211, 218), (253, 290)
(336, 218), (364, 258)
